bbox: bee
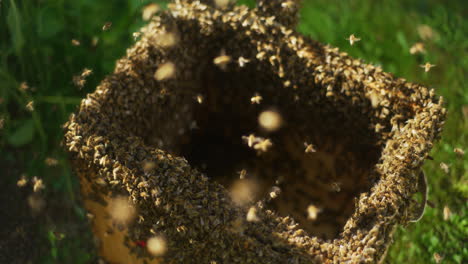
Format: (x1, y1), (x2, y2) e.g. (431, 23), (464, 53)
(439, 162), (449, 174)
(238, 169), (247, 179)
(250, 93), (262, 104)
(102, 22), (112, 31)
(195, 94), (204, 104)
(71, 39), (80, 46)
(238, 56), (250, 67)
(253, 138), (273, 152)
(45, 157), (58, 166)
(154, 62), (176, 81)
(346, 34), (361, 45)
(176, 225), (187, 233)
(132, 32), (141, 41)
(17, 175), (28, 187)
(269, 186), (281, 199)
(19, 82), (29, 91)
(73, 75), (86, 89)
(409, 42), (425, 54)
(304, 142), (316, 153)
(443, 206), (451, 221)
(26, 101), (34, 112)
(137, 181), (149, 188)
(246, 207), (259, 222)
(86, 213), (95, 220)
(307, 204), (322, 221)
(81, 68), (93, 78)
(453, 148), (465, 157)
(32, 176), (45, 192)
(330, 182), (341, 192)
(213, 54), (232, 70)
(420, 62), (436, 72)
(242, 134), (259, 147)
(433, 253), (443, 264)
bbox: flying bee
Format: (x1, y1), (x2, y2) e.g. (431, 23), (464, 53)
(420, 62), (436, 72)
(195, 94), (204, 104)
(242, 134), (260, 147)
(304, 142), (316, 153)
(32, 176), (45, 192)
(213, 54), (232, 70)
(238, 169), (247, 179)
(433, 253), (443, 264)
(269, 186), (281, 199)
(17, 175), (28, 187)
(81, 68), (93, 78)
(253, 138), (273, 152)
(73, 75), (86, 89)
(250, 93), (262, 104)
(45, 157), (58, 166)
(26, 101), (34, 112)
(330, 181), (341, 192)
(19, 82), (29, 91)
(439, 162), (449, 174)
(346, 34), (361, 45)
(409, 42), (425, 54)
(71, 39), (80, 46)
(453, 148), (465, 157)
(246, 207), (260, 222)
(102, 22), (112, 31)
(238, 56), (250, 67)
(307, 204), (321, 220)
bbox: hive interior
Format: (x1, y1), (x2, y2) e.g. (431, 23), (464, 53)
(133, 45), (383, 240)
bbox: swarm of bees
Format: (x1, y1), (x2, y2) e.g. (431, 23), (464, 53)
(63, 0), (446, 263)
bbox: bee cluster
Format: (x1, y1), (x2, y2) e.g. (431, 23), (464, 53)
(64, 0), (446, 263)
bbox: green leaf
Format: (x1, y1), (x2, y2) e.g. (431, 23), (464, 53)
(6, 0), (24, 55)
(7, 119), (35, 147)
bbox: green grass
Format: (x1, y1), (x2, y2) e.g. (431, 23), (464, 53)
(1, 0), (466, 263)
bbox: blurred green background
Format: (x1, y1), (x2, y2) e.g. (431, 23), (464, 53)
(0, 0), (466, 263)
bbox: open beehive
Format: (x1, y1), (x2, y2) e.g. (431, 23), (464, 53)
(64, 0), (446, 263)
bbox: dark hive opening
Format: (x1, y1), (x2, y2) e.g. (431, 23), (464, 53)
(139, 51), (381, 240)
